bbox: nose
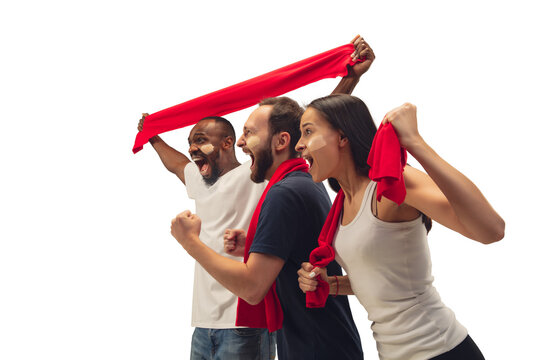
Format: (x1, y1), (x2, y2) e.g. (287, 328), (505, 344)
(295, 138), (306, 153)
(189, 143), (199, 154)
(237, 134), (246, 148)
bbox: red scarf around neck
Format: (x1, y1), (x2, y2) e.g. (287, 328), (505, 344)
(133, 44), (362, 153)
(306, 122), (407, 308)
(236, 158), (308, 332)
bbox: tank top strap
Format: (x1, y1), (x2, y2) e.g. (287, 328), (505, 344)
(358, 180), (377, 219)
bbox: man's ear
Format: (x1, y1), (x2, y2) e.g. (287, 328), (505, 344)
(273, 132), (291, 153)
(221, 136), (235, 150)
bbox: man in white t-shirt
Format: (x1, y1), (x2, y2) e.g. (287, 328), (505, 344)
(137, 115), (272, 359)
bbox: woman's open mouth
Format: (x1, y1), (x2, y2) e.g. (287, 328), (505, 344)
(303, 155), (314, 168)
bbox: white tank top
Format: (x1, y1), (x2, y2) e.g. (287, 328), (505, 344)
(333, 181), (467, 360)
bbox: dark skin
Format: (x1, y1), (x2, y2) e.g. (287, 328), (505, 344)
(332, 35), (375, 95)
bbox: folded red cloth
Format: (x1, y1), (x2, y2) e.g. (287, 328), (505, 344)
(133, 44), (361, 153)
(236, 158), (308, 332)
(367, 122), (407, 205)
(306, 189), (345, 308)
(306, 122), (407, 308)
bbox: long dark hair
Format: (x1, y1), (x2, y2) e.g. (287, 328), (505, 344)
(307, 94), (432, 233)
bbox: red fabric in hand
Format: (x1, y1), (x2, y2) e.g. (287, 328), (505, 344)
(133, 44), (361, 153)
(306, 189), (345, 308)
(367, 122), (407, 205)
(236, 158), (309, 332)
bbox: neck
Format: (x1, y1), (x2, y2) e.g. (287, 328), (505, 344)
(333, 150), (370, 202)
(265, 151), (296, 181)
(218, 154), (241, 177)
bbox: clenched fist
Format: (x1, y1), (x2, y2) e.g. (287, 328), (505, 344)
(382, 103), (422, 150)
(171, 210), (202, 249)
(223, 228), (246, 257)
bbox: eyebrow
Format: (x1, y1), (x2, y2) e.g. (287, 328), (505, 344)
(301, 122), (314, 128)
(188, 132), (207, 142)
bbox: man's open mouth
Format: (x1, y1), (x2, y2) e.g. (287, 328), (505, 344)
(243, 149), (255, 169)
(192, 156), (210, 176)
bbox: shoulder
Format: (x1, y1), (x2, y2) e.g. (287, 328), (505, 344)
(184, 161), (203, 197)
(184, 161), (198, 178)
(264, 172), (330, 213)
(267, 172), (321, 200)
(376, 167), (422, 221)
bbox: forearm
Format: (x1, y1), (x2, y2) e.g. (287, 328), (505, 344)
(184, 239), (262, 303)
(408, 138), (505, 243)
(331, 74), (360, 95)
(149, 135), (190, 178)
(328, 275), (354, 295)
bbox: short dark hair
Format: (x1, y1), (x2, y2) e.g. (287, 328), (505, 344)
(258, 97), (304, 157)
(200, 116), (236, 143)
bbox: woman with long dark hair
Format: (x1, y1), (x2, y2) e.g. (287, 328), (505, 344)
(296, 94), (504, 360)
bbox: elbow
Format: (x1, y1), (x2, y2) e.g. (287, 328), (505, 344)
(242, 286), (268, 306)
(480, 219), (506, 244)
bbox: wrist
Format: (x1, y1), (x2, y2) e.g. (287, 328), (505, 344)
(328, 276), (338, 295)
(403, 135), (426, 154)
(183, 234), (202, 255)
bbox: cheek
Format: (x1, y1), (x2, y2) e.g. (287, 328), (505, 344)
(246, 136), (261, 151)
(200, 144), (214, 155)
(307, 135), (326, 151)
(311, 141), (340, 172)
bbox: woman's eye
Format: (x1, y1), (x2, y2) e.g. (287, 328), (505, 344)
(305, 129), (312, 135)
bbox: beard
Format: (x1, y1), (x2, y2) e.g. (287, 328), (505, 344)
(251, 141), (273, 183)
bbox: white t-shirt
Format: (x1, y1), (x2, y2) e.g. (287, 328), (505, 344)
(184, 161), (266, 328)
(333, 181), (467, 360)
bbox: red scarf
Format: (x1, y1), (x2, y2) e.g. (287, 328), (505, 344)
(236, 158), (308, 332)
(133, 44), (361, 153)
(306, 123), (407, 308)
(367, 122), (407, 205)
(306, 189), (345, 308)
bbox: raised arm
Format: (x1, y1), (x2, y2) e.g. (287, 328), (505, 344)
(383, 104), (505, 244)
(332, 35), (375, 95)
(138, 113), (191, 184)
(171, 211), (285, 305)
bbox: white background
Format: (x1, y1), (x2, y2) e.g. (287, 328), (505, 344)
(1, 1), (538, 359)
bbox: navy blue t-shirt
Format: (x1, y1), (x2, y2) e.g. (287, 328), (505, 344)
(250, 171), (363, 360)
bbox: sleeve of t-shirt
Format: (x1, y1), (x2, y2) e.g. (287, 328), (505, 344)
(184, 162), (203, 200)
(249, 184), (300, 261)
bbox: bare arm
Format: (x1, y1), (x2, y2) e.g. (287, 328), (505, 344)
(383, 104), (505, 244)
(332, 35), (375, 95)
(138, 113), (191, 184)
(171, 211), (285, 305)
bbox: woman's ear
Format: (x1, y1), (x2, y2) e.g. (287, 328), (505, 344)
(338, 132), (349, 148)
